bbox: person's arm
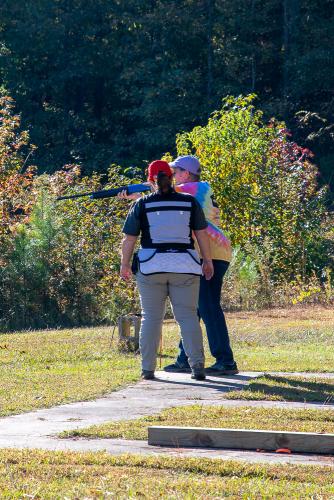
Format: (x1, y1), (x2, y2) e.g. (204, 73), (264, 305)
(194, 229), (214, 280)
(120, 234), (138, 280)
(118, 190), (141, 200)
(190, 197), (214, 280)
(120, 198), (142, 279)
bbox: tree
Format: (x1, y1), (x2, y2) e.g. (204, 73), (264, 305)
(0, 96), (35, 241)
(0, 0), (333, 189)
(175, 94), (328, 280)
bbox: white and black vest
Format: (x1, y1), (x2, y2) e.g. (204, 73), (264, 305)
(137, 191), (202, 275)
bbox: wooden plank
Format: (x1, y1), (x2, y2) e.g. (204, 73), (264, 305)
(148, 426), (334, 454)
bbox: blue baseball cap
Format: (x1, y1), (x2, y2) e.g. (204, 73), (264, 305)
(169, 155), (201, 175)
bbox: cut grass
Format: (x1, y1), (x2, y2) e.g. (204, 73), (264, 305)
(0, 327), (140, 417)
(60, 405), (334, 441)
(225, 375), (334, 403)
(0, 306), (333, 416)
(0, 449), (333, 498)
(231, 344), (334, 372)
(161, 306), (334, 372)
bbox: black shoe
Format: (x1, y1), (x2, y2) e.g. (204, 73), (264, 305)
(206, 361), (239, 375)
(141, 370), (155, 380)
(163, 362), (191, 373)
(191, 364), (206, 381)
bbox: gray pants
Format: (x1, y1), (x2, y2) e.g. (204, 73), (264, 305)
(136, 271), (204, 371)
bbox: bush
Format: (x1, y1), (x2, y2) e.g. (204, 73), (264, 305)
(222, 241), (334, 311)
(0, 160), (140, 329)
(0, 94), (332, 329)
(175, 94), (331, 286)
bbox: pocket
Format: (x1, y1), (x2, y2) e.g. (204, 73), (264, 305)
(131, 252), (139, 274)
(137, 248), (157, 262)
(186, 249), (201, 265)
(138, 250), (202, 276)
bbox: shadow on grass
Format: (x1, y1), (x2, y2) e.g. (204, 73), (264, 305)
(240, 375), (334, 404)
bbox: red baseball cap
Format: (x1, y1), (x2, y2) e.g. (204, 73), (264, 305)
(148, 160), (173, 181)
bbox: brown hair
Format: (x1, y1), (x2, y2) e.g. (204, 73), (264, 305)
(188, 172), (200, 182)
(178, 167), (200, 182)
(157, 171), (173, 194)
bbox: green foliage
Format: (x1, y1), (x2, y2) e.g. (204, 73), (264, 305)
(175, 95), (330, 284)
(0, 164), (140, 330)
(0, 94), (332, 329)
(0, 95), (35, 240)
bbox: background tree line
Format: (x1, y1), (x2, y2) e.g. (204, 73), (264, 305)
(0, 0), (333, 192)
(0, 95), (332, 330)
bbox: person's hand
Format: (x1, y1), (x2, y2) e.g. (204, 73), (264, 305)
(202, 259), (214, 280)
(143, 181), (157, 192)
(117, 189), (141, 200)
(120, 263), (132, 280)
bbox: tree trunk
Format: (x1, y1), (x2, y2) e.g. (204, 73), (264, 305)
(207, 0), (214, 110)
(250, 0), (256, 92)
(282, 0), (300, 102)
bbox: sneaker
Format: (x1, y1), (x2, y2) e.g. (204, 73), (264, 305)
(141, 370), (155, 380)
(163, 362), (191, 373)
(206, 361), (239, 375)
(191, 363), (206, 381)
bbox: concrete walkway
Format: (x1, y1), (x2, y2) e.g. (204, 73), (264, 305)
(1, 371), (333, 467)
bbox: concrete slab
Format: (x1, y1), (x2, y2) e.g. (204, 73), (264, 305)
(0, 372), (261, 439)
(0, 371), (333, 467)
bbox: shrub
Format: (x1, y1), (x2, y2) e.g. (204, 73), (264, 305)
(0, 159), (140, 329)
(0, 94), (332, 329)
(175, 95), (330, 284)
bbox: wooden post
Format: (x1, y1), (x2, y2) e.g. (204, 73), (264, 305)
(118, 314), (140, 352)
(148, 426), (334, 454)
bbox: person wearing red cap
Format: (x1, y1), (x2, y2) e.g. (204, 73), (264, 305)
(120, 168), (213, 381)
(147, 160), (174, 181)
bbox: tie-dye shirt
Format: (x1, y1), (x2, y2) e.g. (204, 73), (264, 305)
(175, 181), (232, 262)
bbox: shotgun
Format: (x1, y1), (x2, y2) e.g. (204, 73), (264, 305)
(57, 183), (151, 201)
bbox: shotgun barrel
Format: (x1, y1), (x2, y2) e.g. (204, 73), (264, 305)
(57, 183), (151, 201)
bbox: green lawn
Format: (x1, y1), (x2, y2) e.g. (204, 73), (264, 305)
(0, 450), (333, 498)
(0, 327), (140, 416)
(0, 306), (333, 416)
(60, 405), (334, 440)
(161, 307), (334, 372)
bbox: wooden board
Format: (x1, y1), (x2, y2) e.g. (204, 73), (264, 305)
(148, 426), (334, 454)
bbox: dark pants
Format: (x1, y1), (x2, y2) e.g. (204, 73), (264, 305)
(176, 259), (235, 366)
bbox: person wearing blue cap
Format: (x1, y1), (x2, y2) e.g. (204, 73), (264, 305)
(120, 168), (214, 381)
(164, 155), (238, 375)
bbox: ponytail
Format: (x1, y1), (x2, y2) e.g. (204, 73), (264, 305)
(157, 171), (173, 194)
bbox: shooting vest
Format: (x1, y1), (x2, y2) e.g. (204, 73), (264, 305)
(137, 192), (202, 276)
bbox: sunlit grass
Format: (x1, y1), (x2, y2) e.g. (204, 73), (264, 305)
(0, 306), (333, 416)
(60, 404), (334, 441)
(0, 449), (333, 498)
(0, 327), (140, 416)
(161, 309), (334, 372)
